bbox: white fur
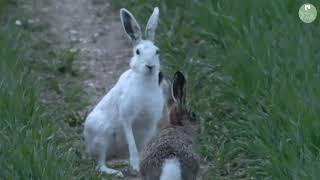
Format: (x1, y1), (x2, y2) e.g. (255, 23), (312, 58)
(145, 7), (159, 41)
(84, 7), (163, 177)
(160, 159), (182, 180)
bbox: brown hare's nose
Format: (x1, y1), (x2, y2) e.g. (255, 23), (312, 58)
(146, 65), (154, 71)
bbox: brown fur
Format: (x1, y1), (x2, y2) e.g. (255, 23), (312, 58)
(140, 71), (199, 180)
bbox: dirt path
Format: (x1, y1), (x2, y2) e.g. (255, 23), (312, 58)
(20, 0), (140, 179)
(40, 0), (130, 110)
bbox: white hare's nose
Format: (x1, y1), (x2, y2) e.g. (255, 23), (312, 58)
(146, 65), (154, 71)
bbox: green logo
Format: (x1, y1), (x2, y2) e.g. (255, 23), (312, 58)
(299, 3), (317, 23)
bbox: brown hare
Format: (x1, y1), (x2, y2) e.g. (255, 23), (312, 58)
(140, 71), (200, 180)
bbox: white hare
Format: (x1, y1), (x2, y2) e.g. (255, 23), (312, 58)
(84, 7), (164, 177)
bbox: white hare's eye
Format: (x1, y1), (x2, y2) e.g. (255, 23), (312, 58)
(156, 50), (160, 55)
(136, 49), (140, 55)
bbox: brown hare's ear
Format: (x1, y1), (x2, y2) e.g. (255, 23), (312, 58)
(171, 71), (186, 104)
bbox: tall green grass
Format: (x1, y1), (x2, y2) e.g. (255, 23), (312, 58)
(113, 0), (320, 179)
(0, 18), (74, 180)
(0, 0), (16, 14)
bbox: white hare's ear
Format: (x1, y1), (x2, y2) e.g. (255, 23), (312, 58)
(145, 7), (159, 42)
(120, 8), (142, 45)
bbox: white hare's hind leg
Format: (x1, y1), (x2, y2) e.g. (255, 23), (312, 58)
(97, 165), (124, 177)
(94, 135), (124, 177)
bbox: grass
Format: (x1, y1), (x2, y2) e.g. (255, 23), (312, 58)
(0, 1), (122, 179)
(2, 0), (319, 179)
(12, 3), (117, 178)
(0, 0), (16, 14)
(0, 14), (75, 180)
(113, 0), (320, 179)
(57, 47), (80, 75)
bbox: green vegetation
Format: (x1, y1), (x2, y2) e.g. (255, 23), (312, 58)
(113, 0), (320, 179)
(57, 47), (79, 75)
(2, 0), (319, 179)
(0, 3), (74, 179)
(0, 2), (114, 179)
(0, 0), (16, 14)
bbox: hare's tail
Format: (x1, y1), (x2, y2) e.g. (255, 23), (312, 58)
(160, 158), (181, 180)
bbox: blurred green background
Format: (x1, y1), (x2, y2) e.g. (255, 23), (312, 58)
(1, 0), (320, 179)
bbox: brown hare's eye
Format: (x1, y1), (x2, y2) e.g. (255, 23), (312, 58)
(136, 49), (140, 55)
